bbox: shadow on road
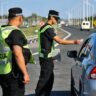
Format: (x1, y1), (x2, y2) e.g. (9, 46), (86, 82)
(25, 91), (71, 96)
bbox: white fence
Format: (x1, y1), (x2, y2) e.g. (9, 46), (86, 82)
(0, 19), (8, 26)
(27, 35), (38, 44)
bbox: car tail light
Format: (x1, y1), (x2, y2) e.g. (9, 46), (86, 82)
(89, 67), (96, 79)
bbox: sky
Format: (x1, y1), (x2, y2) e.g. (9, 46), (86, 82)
(0, 0), (96, 19)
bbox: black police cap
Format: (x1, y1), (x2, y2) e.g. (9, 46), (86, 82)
(8, 7), (23, 17)
(48, 10), (60, 20)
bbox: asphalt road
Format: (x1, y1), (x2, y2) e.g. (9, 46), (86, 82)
(0, 25), (96, 96)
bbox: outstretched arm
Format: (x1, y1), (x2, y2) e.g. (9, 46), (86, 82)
(53, 35), (82, 45)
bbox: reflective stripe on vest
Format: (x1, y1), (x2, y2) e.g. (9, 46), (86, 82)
(0, 60), (12, 65)
(0, 26), (16, 74)
(0, 43), (10, 52)
(38, 25), (54, 58)
(0, 26), (17, 32)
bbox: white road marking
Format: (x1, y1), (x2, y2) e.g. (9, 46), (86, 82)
(54, 27), (71, 47)
(32, 27), (71, 56)
(32, 52), (39, 55)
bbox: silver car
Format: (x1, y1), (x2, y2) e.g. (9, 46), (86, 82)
(67, 33), (96, 96)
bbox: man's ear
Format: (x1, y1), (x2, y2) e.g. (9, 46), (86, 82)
(19, 16), (23, 22)
(51, 16), (54, 20)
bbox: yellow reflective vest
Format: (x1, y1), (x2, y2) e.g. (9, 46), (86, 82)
(0, 26), (35, 74)
(38, 25), (54, 58)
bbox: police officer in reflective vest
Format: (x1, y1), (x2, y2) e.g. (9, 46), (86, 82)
(0, 8), (35, 96)
(35, 10), (82, 96)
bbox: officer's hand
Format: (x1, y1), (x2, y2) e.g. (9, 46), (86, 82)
(23, 74), (30, 84)
(75, 39), (83, 45)
(53, 60), (57, 63)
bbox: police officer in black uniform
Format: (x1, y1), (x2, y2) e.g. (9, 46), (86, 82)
(0, 8), (31, 96)
(35, 10), (82, 96)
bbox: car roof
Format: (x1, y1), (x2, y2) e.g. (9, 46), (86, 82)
(82, 21), (90, 23)
(89, 33), (96, 39)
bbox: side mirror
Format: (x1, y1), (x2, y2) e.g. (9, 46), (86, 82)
(67, 50), (77, 58)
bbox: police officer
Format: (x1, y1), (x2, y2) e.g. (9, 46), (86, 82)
(0, 7), (35, 96)
(35, 10), (82, 96)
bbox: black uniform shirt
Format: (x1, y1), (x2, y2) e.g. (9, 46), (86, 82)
(2, 25), (27, 48)
(40, 23), (56, 56)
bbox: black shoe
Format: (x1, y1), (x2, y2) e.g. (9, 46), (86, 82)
(35, 93), (40, 96)
(45, 93), (51, 96)
(35, 95), (40, 96)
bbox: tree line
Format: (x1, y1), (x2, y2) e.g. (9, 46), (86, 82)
(0, 13), (47, 22)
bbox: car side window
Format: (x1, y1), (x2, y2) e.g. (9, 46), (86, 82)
(78, 38), (91, 59)
(84, 44), (92, 58)
(79, 46), (86, 58)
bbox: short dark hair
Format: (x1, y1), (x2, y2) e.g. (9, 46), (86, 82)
(48, 10), (60, 21)
(8, 7), (22, 19)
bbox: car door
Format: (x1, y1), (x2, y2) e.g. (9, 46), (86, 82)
(72, 38), (91, 92)
(80, 36), (95, 94)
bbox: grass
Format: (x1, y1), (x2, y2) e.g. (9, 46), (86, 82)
(21, 24), (61, 36)
(52, 24), (61, 34)
(21, 26), (40, 36)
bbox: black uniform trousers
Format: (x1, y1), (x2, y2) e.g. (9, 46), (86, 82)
(0, 72), (25, 96)
(35, 57), (54, 96)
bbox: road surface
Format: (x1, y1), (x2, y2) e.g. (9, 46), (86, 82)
(0, 25), (95, 96)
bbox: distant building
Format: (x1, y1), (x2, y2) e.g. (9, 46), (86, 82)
(0, 19), (8, 26)
(27, 16), (42, 26)
(60, 21), (65, 25)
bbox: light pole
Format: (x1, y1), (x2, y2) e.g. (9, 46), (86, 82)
(83, 0), (85, 20)
(86, 2), (94, 28)
(73, 9), (75, 26)
(68, 12), (71, 25)
(78, 8), (81, 26)
(83, 0), (94, 28)
(83, 0), (89, 21)
(0, 1), (3, 20)
(86, 0), (89, 21)
(91, 5), (94, 28)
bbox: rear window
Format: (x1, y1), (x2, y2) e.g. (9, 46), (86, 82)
(86, 23), (89, 25)
(83, 23), (85, 25)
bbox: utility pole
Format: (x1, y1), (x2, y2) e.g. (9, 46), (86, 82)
(1, 1), (3, 20)
(73, 9), (75, 26)
(68, 12), (70, 25)
(87, 2), (94, 29)
(79, 8), (81, 25)
(72, 9), (74, 26)
(83, 0), (85, 20)
(86, 0), (89, 21)
(92, 5), (94, 28)
(89, 3), (90, 22)
(83, 0), (89, 21)
(80, 8), (82, 25)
